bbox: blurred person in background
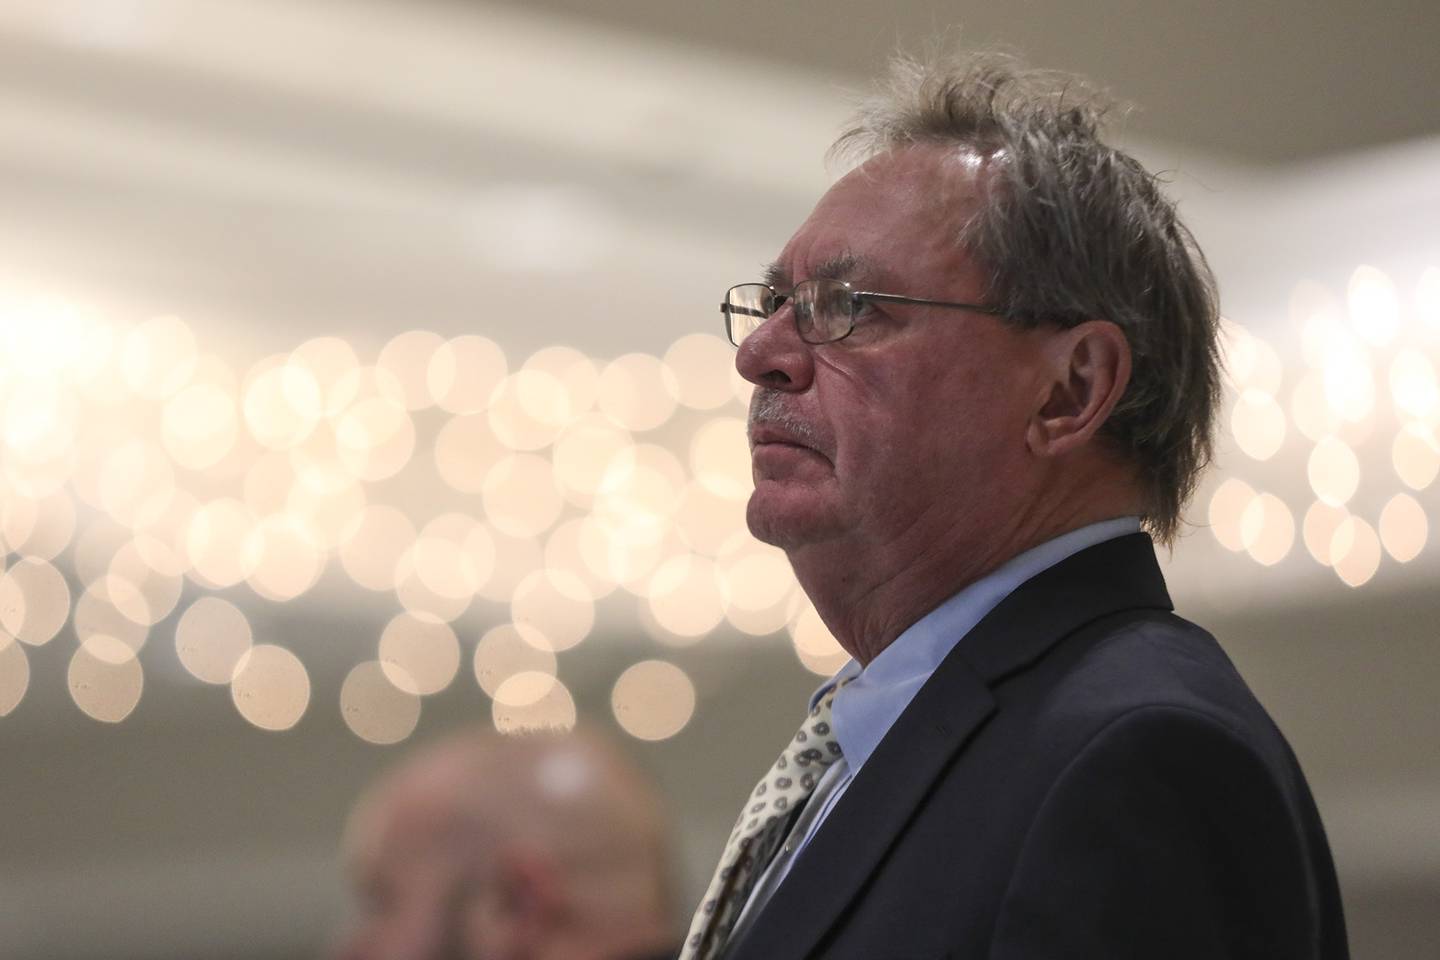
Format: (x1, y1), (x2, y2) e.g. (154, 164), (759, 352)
(684, 50), (1348, 960)
(333, 728), (678, 960)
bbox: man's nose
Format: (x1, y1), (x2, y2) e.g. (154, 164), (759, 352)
(734, 309), (815, 393)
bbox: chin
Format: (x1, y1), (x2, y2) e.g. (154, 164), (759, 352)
(745, 487), (845, 550)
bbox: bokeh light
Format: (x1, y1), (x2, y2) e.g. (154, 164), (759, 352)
(68, 636), (143, 723)
(483, 453), (563, 538)
(243, 514), (324, 601)
(290, 336), (361, 416)
(716, 534), (799, 635)
(428, 334), (508, 414)
(487, 370), (571, 450)
(74, 576), (150, 658)
(597, 353), (678, 432)
(664, 334), (736, 410)
(434, 412), (508, 494)
(1331, 517), (1382, 588)
(230, 644), (310, 732)
(1392, 423), (1440, 490)
(1302, 500), (1350, 567)
(174, 596), (253, 684)
(120, 315), (196, 399)
(0, 557), (71, 645)
(1378, 493), (1428, 562)
(1240, 493), (1295, 566)
(510, 570), (595, 652)
(1231, 390), (1287, 461)
(492, 672), (576, 734)
(0, 633), (30, 717)
(690, 417), (752, 498)
(1347, 265), (1401, 347)
(1207, 477), (1256, 552)
(1389, 349), (1439, 420)
(552, 414), (633, 506)
(335, 395), (415, 482)
(645, 554), (725, 642)
(474, 623), (558, 698)
(340, 660), (421, 745)
(243, 357), (322, 450)
(185, 498), (258, 588)
(339, 504), (415, 591)
(610, 660), (696, 741)
(376, 330), (445, 411)
(378, 612), (461, 696)
(1308, 437), (1361, 505)
(789, 605), (851, 676)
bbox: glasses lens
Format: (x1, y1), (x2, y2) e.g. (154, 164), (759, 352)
(724, 284), (775, 346)
(793, 279), (852, 343)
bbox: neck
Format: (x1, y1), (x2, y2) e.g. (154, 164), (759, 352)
(788, 483), (1141, 665)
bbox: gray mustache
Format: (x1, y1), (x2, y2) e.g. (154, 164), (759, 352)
(748, 388), (821, 447)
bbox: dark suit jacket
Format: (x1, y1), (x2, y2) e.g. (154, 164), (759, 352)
(726, 533), (1348, 959)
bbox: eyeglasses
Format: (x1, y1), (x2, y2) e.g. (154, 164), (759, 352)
(720, 279), (1005, 347)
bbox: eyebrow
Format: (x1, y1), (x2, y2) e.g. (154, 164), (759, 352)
(761, 252), (878, 291)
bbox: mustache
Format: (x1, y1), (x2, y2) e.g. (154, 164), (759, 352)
(748, 388), (822, 448)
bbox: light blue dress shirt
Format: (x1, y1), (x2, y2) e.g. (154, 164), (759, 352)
(731, 516), (1142, 930)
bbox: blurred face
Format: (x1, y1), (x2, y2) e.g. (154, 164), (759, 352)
(333, 793), (475, 960)
(738, 146), (1049, 558)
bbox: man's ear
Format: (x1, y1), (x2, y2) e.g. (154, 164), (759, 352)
(1026, 320), (1131, 458)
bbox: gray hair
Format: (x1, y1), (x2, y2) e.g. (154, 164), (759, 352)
(832, 52), (1221, 544)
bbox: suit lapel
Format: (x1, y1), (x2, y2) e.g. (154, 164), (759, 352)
(725, 533), (1172, 960)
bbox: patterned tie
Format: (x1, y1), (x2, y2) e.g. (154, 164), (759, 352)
(680, 680), (849, 960)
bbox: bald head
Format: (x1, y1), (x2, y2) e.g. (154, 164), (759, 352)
(334, 729), (675, 960)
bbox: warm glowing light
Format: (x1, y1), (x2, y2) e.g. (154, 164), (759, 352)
(286, 473), (366, 549)
(428, 334), (508, 413)
(377, 330), (446, 411)
(248, 451), (305, 519)
(120, 315), (196, 399)
(410, 513), (493, 600)
(1321, 339), (1375, 423)
(73, 517), (133, 585)
(0, 557), (70, 645)
(0, 632), (28, 716)
(99, 441), (176, 528)
(1240, 493), (1294, 566)
(524, 346), (599, 420)
(510, 570), (595, 652)
(1206, 477), (1256, 552)
(335, 396), (416, 482)
(543, 518), (617, 599)
(552, 414), (633, 505)
(1302, 501), (1349, 566)
(790, 605), (851, 676)
(340, 661), (422, 745)
(1290, 372), (1341, 444)
(475, 531), (544, 603)
(340, 505), (416, 591)
(492, 672), (576, 733)
(68, 637), (143, 723)
(185, 498), (258, 588)
(162, 380), (238, 470)
(379, 612), (461, 696)
(288, 420), (355, 496)
(488, 370), (571, 450)
(4, 378), (78, 464)
(175, 596), (253, 684)
(1378, 493), (1428, 562)
(1290, 280), (1344, 367)
(392, 548), (473, 623)
(1218, 321), (1283, 394)
(108, 542), (182, 625)
(717, 535), (799, 635)
(230, 645), (310, 732)
(243, 357), (323, 450)
(665, 334), (737, 410)
(1392, 423), (1440, 490)
(5, 490), (76, 561)
(243, 514), (324, 601)
(482, 453), (564, 538)
(690, 417), (753, 499)
(593, 444), (686, 547)
(597, 353), (679, 432)
(131, 491), (197, 578)
(291, 336), (361, 416)
(74, 577), (150, 658)
(434, 413), (509, 494)
(1347, 265), (1401, 347)
(1230, 390), (1287, 461)
(645, 554), (725, 641)
(611, 660), (696, 741)
(1389, 349), (1439, 420)
(1417, 267), (1440, 331)
(1330, 517), (1382, 588)
(473, 623), (557, 698)
(0, 486), (38, 555)
(1307, 437), (1360, 506)
(674, 480), (748, 557)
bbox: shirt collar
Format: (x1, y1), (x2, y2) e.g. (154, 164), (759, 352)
(810, 517), (1143, 772)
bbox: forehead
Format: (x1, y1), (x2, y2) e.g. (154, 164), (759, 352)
(775, 144), (988, 288)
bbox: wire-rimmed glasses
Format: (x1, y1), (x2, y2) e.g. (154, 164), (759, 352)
(720, 279), (1005, 347)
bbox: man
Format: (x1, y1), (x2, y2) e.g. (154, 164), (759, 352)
(333, 728), (678, 960)
(683, 53), (1348, 959)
